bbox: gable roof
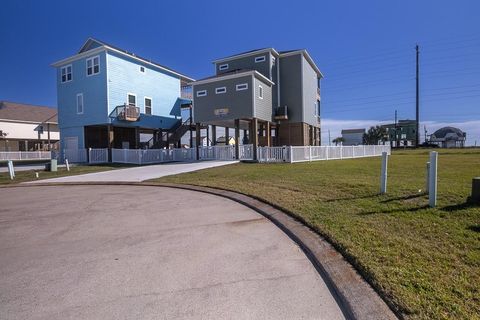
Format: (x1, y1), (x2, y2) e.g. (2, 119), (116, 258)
(0, 101), (58, 124)
(190, 69), (274, 86)
(52, 38), (194, 82)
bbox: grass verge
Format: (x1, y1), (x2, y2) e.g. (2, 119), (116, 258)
(151, 149), (480, 320)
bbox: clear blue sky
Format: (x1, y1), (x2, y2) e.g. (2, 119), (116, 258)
(1, 0), (479, 143)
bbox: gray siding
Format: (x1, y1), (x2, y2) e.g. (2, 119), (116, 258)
(216, 52), (272, 80)
(254, 78), (273, 122)
(302, 55), (320, 127)
(193, 76), (254, 123)
(279, 54), (303, 123)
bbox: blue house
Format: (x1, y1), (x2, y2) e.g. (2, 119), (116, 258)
(52, 38), (194, 153)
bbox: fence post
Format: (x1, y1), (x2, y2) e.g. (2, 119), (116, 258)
(340, 146), (343, 159)
(380, 151), (388, 194)
(425, 162), (430, 193)
(7, 160), (15, 180)
(88, 148), (92, 164)
(289, 146), (293, 163)
(429, 152), (438, 207)
(65, 159), (70, 171)
(309, 146), (312, 161)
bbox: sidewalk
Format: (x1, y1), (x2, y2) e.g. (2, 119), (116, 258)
(28, 161), (238, 183)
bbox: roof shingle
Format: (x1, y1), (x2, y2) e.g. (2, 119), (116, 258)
(0, 101), (58, 123)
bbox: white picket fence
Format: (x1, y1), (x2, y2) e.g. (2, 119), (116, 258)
(0, 151), (52, 161)
(111, 148), (196, 165)
(258, 145), (391, 163)
(64, 149), (88, 163)
(88, 148), (108, 164)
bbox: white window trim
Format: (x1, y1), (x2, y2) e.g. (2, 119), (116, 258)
(219, 63), (229, 71)
(76, 93), (84, 114)
(215, 87), (226, 94)
(196, 90), (207, 97)
(255, 56), (266, 63)
(61, 64), (73, 83)
(86, 55), (100, 77)
(144, 96), (152, 114)
(127, 93), (137, 106)
(236, 83), (248, 91)
(258, 85), (263, 99)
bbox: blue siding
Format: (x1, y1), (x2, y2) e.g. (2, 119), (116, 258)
(56, 51), (108, 129)
(106, 51), (181, 129)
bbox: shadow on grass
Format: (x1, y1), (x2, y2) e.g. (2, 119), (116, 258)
(441, 201), (479, 212)
(380, 194), (425, 203)
(358, 205), (430, 216)
(323, 194), (379, 202)
(467, 225), (480, 233)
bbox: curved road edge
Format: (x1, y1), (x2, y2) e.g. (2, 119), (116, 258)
(2, 181), (399, 320)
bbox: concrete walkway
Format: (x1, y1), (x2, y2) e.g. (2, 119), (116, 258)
(28, 161), (238, 183)
(0, 185), (345, 320)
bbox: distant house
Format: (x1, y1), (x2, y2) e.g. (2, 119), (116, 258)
(382, 119), (416, 147)
(429, 127), (466, 148)
(0, 101), (59, 151)
(216, 136), (236, 145)
(341, 128), (365, 146)
(190, 136), (212, 147)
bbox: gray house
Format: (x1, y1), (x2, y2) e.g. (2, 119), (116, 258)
(191, 48), (323, 159)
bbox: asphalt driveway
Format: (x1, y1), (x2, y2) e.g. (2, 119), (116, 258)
(0, 185), (345, 319)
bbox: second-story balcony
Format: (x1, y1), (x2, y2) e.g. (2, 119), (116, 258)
(110, 104), (140, 121)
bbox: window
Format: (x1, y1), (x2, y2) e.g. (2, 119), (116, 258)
(144, 97), (152, 115)
(76, 93), (84, 114)
(140, 66), (145, 73)
(215, 87), (226, 94)
(61, 65), (72, 83)
(196, 90), (207, 97)
(271, 56), (276, 64)
(255, 56), (266, 63)
(258, 85), (263, 99)
(219, 63), (229, 71)
(236, 83), (248, 91)
(86, 56), (100, 76)
(127, 93), (136, 106)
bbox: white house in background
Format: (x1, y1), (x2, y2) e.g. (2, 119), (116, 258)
(0, 101), (59, 151)
(341, 128), (365, 146)
(429, 126), (466, 148)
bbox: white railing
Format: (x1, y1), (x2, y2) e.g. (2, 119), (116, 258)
(64, 149), (87, 163)
(259, 145), (390, 163)
(239, 144), (254, 160)
(198, 145), (236, 161)
(88, 148), (108, 164)
(111, 148), (196, 165)
(258, 146), (291, 163)
(0, 151), (52, 161)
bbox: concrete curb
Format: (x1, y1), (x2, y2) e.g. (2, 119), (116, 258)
(3, 182), (399, 320)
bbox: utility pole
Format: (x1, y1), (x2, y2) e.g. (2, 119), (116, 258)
(328, 130), (331, 146)
(415, 44), (420, 148)
(394, 109), (399, 148)
(424, 125), (428, 144)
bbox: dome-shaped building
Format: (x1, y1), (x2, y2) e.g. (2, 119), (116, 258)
(429, 126), (466, 148)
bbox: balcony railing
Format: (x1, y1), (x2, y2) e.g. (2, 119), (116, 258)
(110, 104), (140, 121)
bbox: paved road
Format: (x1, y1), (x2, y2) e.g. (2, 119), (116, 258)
(0, 185), (345, 320)
(28, 161), (238, 183)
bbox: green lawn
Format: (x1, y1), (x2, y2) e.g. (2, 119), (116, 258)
(0, 164), (124, 185)
(152, 149), (480, 320)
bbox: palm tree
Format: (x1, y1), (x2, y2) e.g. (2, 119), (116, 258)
(363, 126), (387, 145)
(332, 137), (344, 146)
